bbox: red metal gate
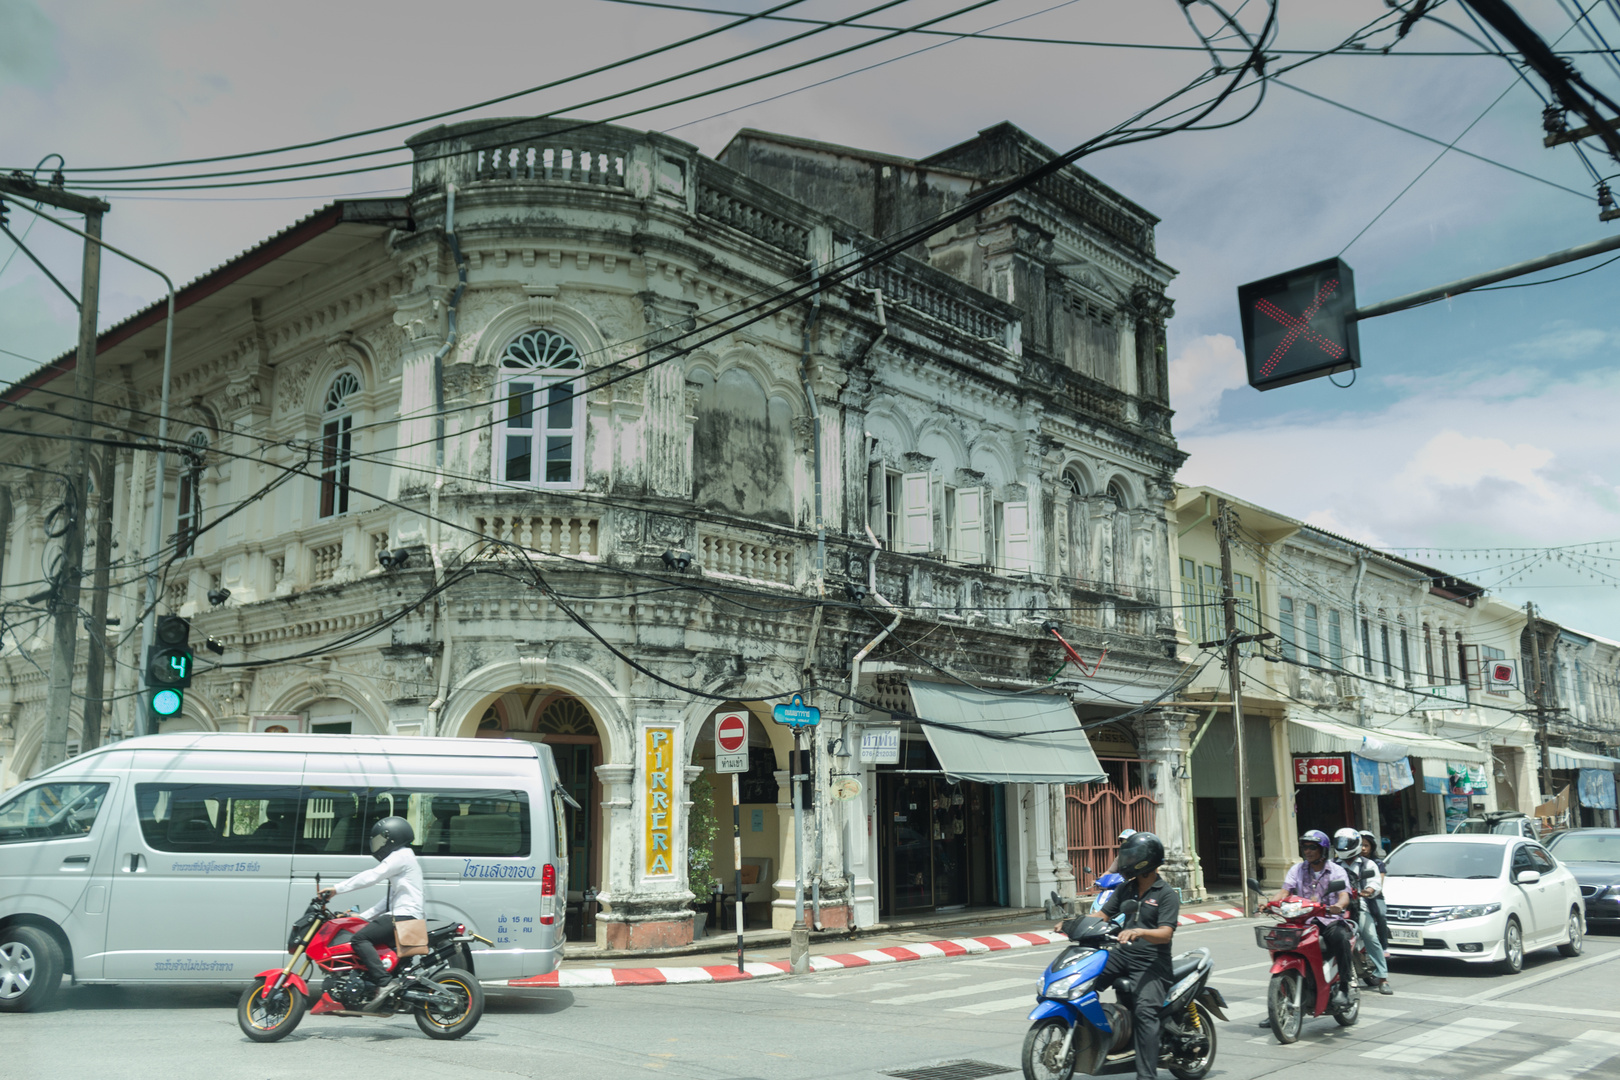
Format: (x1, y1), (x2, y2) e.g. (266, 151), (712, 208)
(1066, 758), (1157, 893)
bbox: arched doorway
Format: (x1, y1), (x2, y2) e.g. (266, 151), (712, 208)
(475, 689), (601, 940)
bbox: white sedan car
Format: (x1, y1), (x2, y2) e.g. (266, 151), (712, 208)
(1382, 834), (1585, 973)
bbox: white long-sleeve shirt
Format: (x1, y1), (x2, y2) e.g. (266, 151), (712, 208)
(333, 848), (424, 920)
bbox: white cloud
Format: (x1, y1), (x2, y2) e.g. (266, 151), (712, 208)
(1168, 333), (1246, 432)
(1394, 431), (1556, 500)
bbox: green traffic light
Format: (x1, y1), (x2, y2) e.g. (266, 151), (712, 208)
(152, 688), (183, 717)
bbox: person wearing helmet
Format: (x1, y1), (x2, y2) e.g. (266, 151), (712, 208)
(1272, 829), (1356, 1009)
(318, 814), (423, 1009)
(1333, 827), (1391, 995)
(1100, 828), (1139, 877)
(1359, 832), (1391, 951)
(1095, 832), (1178, 1080)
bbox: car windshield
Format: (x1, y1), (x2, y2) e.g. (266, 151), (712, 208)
(1386, 842), (1505, 879)
(1548, 833), (1620, 862)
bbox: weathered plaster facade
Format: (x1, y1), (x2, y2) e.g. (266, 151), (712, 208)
(2, 119), (1187, 946)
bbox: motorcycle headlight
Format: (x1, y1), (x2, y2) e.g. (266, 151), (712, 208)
(1444, 903), (1502, 921)
(1046, 972), (1097, 1000)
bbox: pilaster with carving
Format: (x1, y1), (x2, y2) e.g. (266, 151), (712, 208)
(1129, 284), (1174, 407)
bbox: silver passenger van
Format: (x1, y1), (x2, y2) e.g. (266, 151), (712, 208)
(0, 733), (568, 1011)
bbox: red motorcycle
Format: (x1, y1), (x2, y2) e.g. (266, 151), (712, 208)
(237, 885), (491, 1042)
(1247, 878), (1360, 1043)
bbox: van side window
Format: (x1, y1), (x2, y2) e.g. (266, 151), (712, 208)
(0, 783), (109, 844)
(134, 784), (303, 853)
(294, 788), (530, 858)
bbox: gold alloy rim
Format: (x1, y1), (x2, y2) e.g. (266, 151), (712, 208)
(424, 976), (473, 1028)
(249, 984), (293, 1029)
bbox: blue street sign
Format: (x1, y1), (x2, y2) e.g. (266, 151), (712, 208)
(772, 694), (821, 728)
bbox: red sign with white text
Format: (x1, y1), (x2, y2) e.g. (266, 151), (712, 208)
(1295, 756), (1345, 785)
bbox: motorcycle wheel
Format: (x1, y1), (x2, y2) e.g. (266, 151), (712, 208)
(1021, 1018), (1077, 1080)
(1333, 985), (1360, 1027)
(414, 967), (484, 1040)
(1266, 972), (1303, 1045)
(1167, 1002), (1218, 1080)
(237, 978), (307, 1042)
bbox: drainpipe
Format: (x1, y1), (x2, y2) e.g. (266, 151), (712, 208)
(848, 525), (902, 930)
(433, 183), (467, 468)
(425, 185), (464, 735)
(854, 287), (887, 365)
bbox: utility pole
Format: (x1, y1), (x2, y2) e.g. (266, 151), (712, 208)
(1215, 500), (1256, 915)
(23, 181), (111, 772)
(1526, 603), (1554, 805)
(81, 445), (118, 750)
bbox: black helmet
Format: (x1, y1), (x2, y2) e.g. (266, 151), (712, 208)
(1116, 831), (1165, 881)
(368, 816), (415, 861)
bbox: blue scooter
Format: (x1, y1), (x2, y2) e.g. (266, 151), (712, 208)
(1088, 873), (1125, 919)
(1022, 900), (1227, 1080)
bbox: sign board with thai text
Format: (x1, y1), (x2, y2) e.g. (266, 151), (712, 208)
(715, 711), (749, 774)
(1294, 756), (1345, 785)
(860, 726), (900, 765)
(772, 694), (820, 728)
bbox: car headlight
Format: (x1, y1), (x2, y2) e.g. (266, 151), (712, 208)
(1046, 972), (1097, 999)
(1444, 903), (1503, 921)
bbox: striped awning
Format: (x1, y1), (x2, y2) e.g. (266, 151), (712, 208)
(1546, 746), (1620, 771)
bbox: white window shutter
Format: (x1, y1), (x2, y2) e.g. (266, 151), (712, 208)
(954, 487), (985, 564)
(1003, 500), (1032, 572)
(868, 462), (887, 539)
(900, 472), (932, 553)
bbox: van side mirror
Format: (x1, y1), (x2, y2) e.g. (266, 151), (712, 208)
(1514, 870), (1541, 885)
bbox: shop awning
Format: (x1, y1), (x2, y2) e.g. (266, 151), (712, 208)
(907, 681), (1108, 785)
(1286, 716), (1412, 762)
(1387, 729), (1491, 774)
(1547, 746), (1620, 771)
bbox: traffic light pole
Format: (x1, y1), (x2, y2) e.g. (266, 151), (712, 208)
(1350, 233), (1620, 322)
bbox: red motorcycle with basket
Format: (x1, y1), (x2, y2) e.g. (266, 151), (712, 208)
(1247, 877), (1359, 1043)
(237, 880), (491, 1042)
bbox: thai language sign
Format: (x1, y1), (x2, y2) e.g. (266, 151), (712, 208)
(1293, 756), (1344, 785)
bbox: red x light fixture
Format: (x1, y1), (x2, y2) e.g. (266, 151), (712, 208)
(1237, 257), (1361, 391)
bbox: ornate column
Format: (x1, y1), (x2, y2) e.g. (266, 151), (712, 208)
(1049, 782), (1077, 899)
(593, 716), (695, 950)
(1140, 709), (1201, 900)
(1129, 285), (1174, 407)
(389, 285), (448, 510)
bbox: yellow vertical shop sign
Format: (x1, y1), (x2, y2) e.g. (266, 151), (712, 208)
(644, 726), (675, 877)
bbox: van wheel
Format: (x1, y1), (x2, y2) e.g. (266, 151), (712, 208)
(0, 926), (64, 1013)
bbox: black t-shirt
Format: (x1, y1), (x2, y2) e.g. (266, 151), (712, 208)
(1102, 877), (1180, 968)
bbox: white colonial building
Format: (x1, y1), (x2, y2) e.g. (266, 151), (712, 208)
(1, 118), (1187, 948)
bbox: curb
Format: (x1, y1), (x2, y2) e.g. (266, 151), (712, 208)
(508, 906), (1247, 988)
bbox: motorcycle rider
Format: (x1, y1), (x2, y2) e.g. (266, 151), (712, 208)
(317, 815), (423, 1010)
(1095, 832), (1180, 1080)
(1359, 830), (1392, 953)
(1101, 828), (1138, 877)
(1270, 829), (1355, 1010)
(1333, 827), (1391, 995)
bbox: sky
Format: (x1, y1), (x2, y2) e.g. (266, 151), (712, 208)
(2, 0), (1619, 635)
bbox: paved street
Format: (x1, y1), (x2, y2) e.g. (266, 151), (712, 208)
(7, 919), (1618, 1080)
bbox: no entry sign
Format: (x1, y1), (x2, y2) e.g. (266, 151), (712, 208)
(715, 711), (749, 774)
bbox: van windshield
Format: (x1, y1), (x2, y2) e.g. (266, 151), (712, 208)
(1386, 842), (1505, 879)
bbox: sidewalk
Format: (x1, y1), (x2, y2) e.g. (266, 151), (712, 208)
(508, 901), (1247, 989)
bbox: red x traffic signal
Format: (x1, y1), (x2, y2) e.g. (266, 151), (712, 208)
(1238, 258), (1361, 390)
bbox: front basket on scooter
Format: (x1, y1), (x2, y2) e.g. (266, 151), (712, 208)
(1256, 925), (1303, 950)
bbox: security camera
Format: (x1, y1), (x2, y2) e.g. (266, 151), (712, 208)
(845, 581), (869, 602)
(207, 587), (231, 606)
(661, 548), (693, 572)
(378, 548), (410, 570)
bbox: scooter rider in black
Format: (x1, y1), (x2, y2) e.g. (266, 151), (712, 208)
(1095, 832), (1180, 1080)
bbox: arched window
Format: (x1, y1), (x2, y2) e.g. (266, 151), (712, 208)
(320, 372), (360, 518)
(496, 330), (585, 488)
(176, 431), (209, 556)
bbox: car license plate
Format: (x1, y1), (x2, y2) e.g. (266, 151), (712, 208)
(1390, 926), (1423, 946)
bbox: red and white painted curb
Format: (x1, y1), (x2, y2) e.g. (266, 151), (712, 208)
(508, 906), (1247, 989)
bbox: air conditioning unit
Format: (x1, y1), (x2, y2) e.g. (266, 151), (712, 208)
(1485, 658), (1518, 696)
